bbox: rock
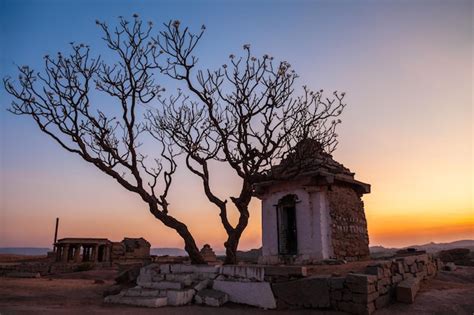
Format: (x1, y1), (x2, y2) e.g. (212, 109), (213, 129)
(272, 276), (330, 308)
(444, 262), (457, 271)
(195, 289), (228, 307)
(213, 280), (276, 309)
(396, 277), (421, 303)
(115, 264), (141, 284)
(103, 284), (126, 297)
(193, 279), (210, 292)
(104, 294), (168, 307)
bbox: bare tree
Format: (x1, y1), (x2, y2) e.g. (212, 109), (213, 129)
(4, 16), (206, 264)
(147, 21), (346, 264)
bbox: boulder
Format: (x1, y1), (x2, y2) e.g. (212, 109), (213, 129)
(115, 264), (141, 284)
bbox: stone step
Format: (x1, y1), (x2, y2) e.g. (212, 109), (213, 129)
(122, 287), (165, 298)
(164, 273), (194, 286)
(166, 288), (195, 306)
(104, 294), (168, 308)
(138, 280), (184, 290)
(195, 289), (229, 307)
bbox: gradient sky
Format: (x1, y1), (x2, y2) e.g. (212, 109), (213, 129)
(0, 0), (472, 251)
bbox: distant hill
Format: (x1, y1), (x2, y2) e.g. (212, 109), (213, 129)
(370, 240), (474, 257)
(0, 247), (51, 255)
(151, 248), (188, 256)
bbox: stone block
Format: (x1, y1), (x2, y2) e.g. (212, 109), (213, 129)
(396, 277), (421, 303)
(159, 264), (171, 274)
(139, 281), (183, 290)
(164, 273), (193, 286)
(213, 280), (276, 309)
(264, 265), (308, 277)
(392, 274), (403, 284)
(151, 275), (165, 282)
(220, 265), (265, 281)
(329, 277), (345, 290)
(193, 279), (210, 292)
(365, 266), (384, 279)
(170, 264), (219, 274)
(346, 273), (377, 285)
(352, 292), (379, 304)
(272, 276), (330, 308)
(166, 289), (195, 306)
(195, 289), (228, 307)
(123, 287), (163, 297)
(104, 294), (168, 308)
(331, 290), (343, 301)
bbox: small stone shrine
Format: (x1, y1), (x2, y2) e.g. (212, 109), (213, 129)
(254, 139), (371, 264)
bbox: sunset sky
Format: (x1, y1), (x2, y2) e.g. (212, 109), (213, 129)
(0, 0), (472, 251)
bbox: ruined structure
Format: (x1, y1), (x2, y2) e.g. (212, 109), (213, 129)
(54, 237), (150, 265)
(255, 140), (371, 264)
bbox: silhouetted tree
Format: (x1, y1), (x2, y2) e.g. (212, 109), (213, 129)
(147, 21), (346, 264)
(4, 16), (206, 264)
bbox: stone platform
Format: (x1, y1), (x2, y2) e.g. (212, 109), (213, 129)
(105, 254), (441, 314)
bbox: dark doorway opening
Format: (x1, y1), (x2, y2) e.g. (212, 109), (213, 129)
(277, 194), (298, 255)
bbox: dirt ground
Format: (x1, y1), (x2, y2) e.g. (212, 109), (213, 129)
(0, 267), (473, 314)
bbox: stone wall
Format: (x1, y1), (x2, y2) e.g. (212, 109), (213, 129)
(271, 254), (440, 314)
(105, 254), (439, 313)
(327, 185), (370, 261)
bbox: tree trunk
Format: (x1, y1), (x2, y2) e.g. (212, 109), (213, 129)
(148, 203), (205, 264)
(223, 215), (248, 264)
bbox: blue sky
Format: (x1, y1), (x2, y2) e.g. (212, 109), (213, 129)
(0, 0), (472, 249)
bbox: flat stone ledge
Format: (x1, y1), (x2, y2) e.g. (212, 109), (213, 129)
(104, 294), (168, 308)
(213, 280), (276, 309)
(195, 289), (229, 307)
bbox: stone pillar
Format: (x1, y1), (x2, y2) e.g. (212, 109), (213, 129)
(62, 244), (70, 263)
(56, 245), (62, 262)
(93, 245), (99, 263)
(82, 246), (89, 262)
(105, 245), (111, 262)
(74, 245), (82, 263)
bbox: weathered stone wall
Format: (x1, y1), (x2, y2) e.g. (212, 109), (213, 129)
(327, 185), (370, 261)
(272, 254), (440, 314)
(105, 254), (439, 313)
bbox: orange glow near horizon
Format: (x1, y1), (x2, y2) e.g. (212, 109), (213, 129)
(1, 1), (472, 251)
